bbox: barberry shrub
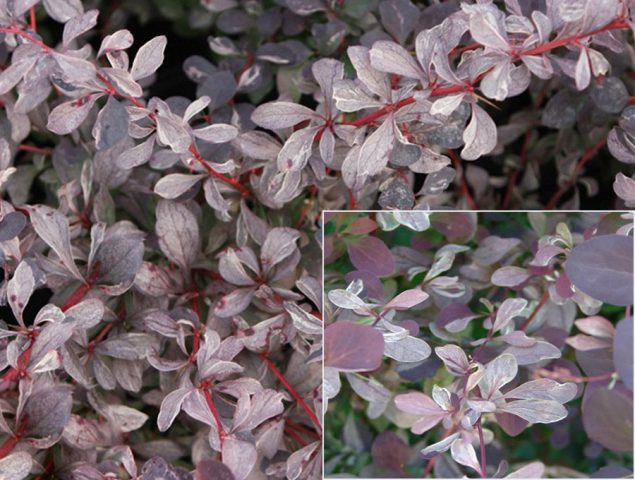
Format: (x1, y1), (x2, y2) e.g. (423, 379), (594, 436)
(0, 1), (325, 479)
(324, 211), (633, 478)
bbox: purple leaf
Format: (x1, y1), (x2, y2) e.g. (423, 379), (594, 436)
(466, 6), (509, 50)
(371, 431), (409, 474)
(582, 386), (633, 451)
(461, 104), (497, 160)
(479, 353), (518, 398)
(613, 173), (635, 206)
(98, 29), (134, 57)
(575, 316), (616, 338)
(28, 205), (84, 280)
(0, 211), (26, 241)
(384, 336), (431, 362)
(0, 452), (32, 480)
(566, 334), (612, 351)
(497, 331), (537, 347)
(7, 260), (37, 324)
(193, 123), (238, 144)
(394, 392), (448, 434)
(47, 95), (100, 135)
(324, 321), (384, 372)
(493, 297), (528, 332)
(131, 35), (167, 80)
(491, 266), (531, 288)
(498, 399), (568, 424)
(25, 384), (73, 437)
(450, 438), (481, 474)
(504, 340), (561, 365)
(155, 200), (200, 271)
(613, 317), (633, 391)
(154, 173), (206, 199)
(261, 227), (300, 273)
(222, 435), (257, 480)
(369, 40), (423, 79)
(420, 432), (460, 458)
(505, 462), (545, 478)
(196, 460), (235, 480)
(157, 387), (193, 432)
(357, 114), (396, 177)
(251, 101), (317, 130)
(277, 125), (320, 171)
(379, 0), (419, 44)
(382, 288), (429, 311)
(575, 47), (591, 90)
(473, 236), (521, 265)
(214, 287), (255, 318)
(92, 96), (129, 151)
(435, 344), (470, 376)
(504, 379), (577, 403)
(437, 303), (479, 332)
(347, 236), (394, 276)
(63, 10), (99, 47)
(564, 234), (634, 306)
(346, 46), (391, 99)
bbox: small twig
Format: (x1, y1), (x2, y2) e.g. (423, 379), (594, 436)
(545, 137), (607, 209)
(448, 149), (478, 210)
(260, 353), (322, 433)
(60, 262), (101, 312)
(18, 144), (52, 156)
(476, 418), (487, 479)
(202, 387), (227, 457)
(347, 189), (358, 209)
(29, 7), (37, 32)
(518, 289), (549, 332)
(536, 368), (615, 384)
(188, 145), (251, 198)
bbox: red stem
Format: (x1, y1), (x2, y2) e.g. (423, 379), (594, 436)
(86, 322), (114, 355)
(448, 149), (478, 209)
(476, 418), (487, 478)
(284, 425), (308, 447)
(502, 126), (532, 209)
(0, 26), (52, 52)
(519, 17), (629, 58)
(60, 262), (101, 312)
(202, 387), (226, 456)
(519, 289), (549, 332)
(0, 415), (27, 460)
(188, 145), (251, 198)
(29, 7), (36, 32)
(545, 137), (607, 209)
(18, 144), (52, 155)
(286, 419), (320, 440)
(260, 353), (322, 433)
(347, 189), (358, 209)
(295, 186), (317, 228)
(236, 53), (254, 83)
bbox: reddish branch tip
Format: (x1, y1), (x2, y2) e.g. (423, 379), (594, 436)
(260, 353), (322, 433)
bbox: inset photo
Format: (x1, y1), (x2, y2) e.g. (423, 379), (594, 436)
(323, 211), (634, 479)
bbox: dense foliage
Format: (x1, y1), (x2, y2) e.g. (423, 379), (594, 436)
(324, 211), (633, 478)
(0, 1), (328, 479)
